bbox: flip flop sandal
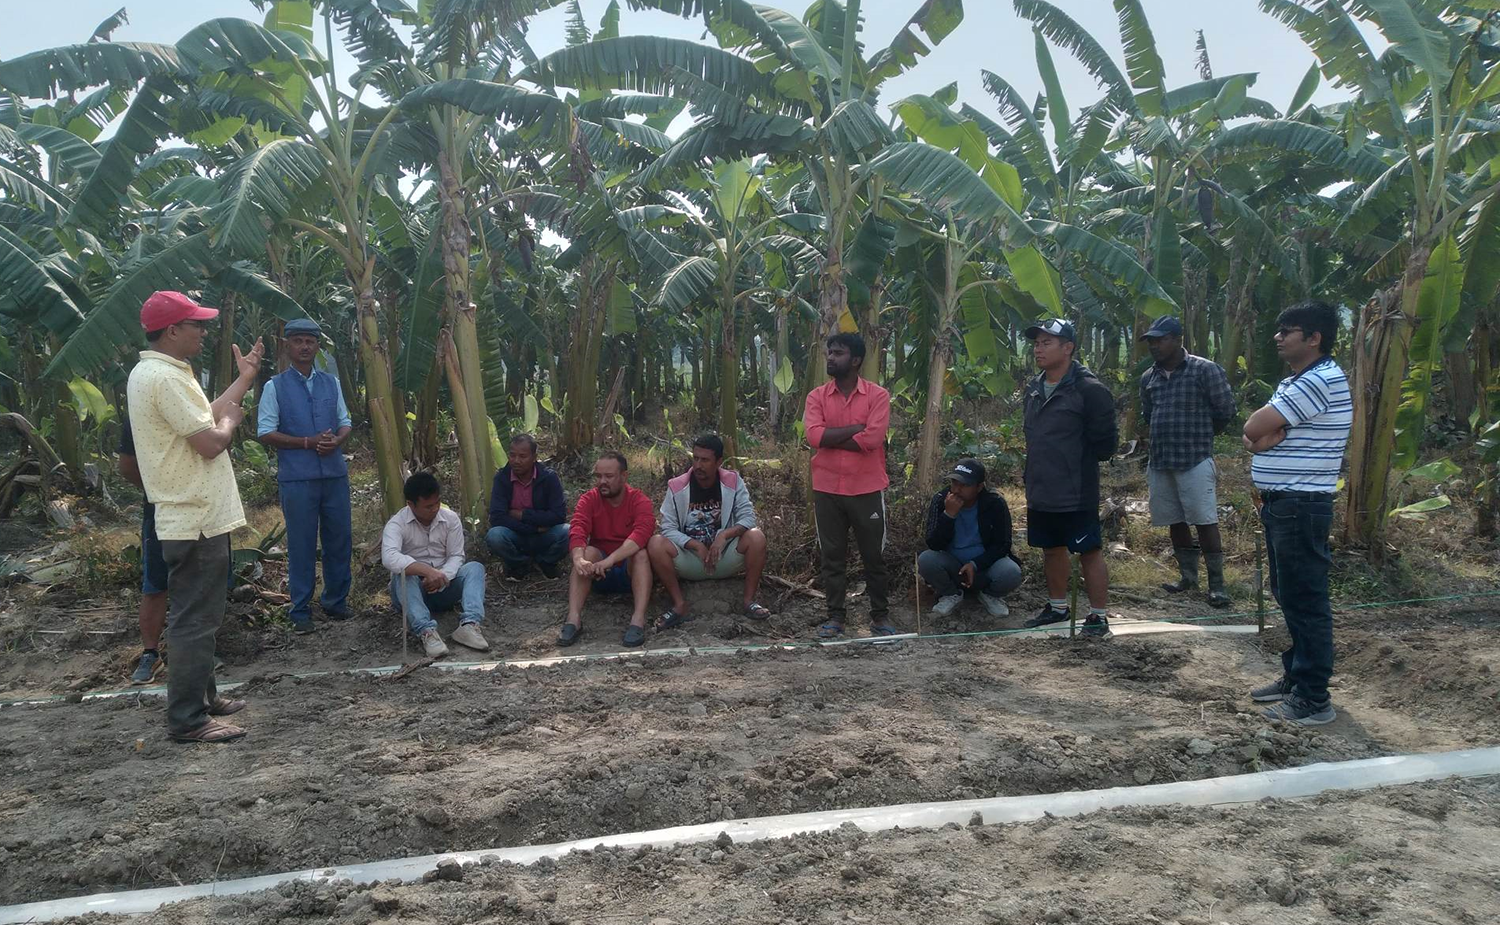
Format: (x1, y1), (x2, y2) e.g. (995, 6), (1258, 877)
(816, 622), (845, 639)
(654, 608), (690, 632)
(208, 697), (246, 716)
(744, 602), (771, 621)
(870, 624), (902, 637)
(621, 624), (647, 647)
(170, 719), (246, 744)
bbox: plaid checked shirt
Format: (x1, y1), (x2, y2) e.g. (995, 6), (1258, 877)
(1140, 352), (1236, 470)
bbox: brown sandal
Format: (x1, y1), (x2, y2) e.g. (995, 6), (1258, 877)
(170, 719), (246, 743)
(208, 697), (246, 716)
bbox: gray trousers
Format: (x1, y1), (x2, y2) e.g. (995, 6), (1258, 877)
(814, 490), (889, 622)
(918, 550), (1024, 597)
(160, 533), (230, 735)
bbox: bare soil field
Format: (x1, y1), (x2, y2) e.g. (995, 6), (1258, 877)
(1, 602), (1496, 912)
(47, 777), (1500, 925)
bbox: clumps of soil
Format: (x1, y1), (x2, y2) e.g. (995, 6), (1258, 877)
(50, 778), (1500, 925)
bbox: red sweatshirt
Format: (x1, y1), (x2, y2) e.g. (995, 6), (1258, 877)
(569, 486), (656, 555)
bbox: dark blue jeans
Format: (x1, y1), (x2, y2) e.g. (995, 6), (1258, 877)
(1261, 496), (1335, 703)
(484, 523), (570, 571)
(280, 476), (353, 622)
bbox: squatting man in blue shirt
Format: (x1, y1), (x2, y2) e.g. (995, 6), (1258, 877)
(256, 318), (354, 635)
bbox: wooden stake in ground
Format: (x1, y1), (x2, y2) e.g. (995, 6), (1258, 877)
(913, 552), (922, 637)
(1068, 555), (1080, 639)
(1256, 530), (1267, 634)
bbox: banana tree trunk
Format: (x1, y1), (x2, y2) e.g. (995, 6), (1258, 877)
(915, 239), (959, 490)
(1345, 249), (1427, 553)
(437, 151), (494, 511)
(213, 294), (238, 399)
(561, 256), (613, 455)
(440, 330), (484, 528)
(411, 361), (441, 469)
(719, 282), (739, 458)
(351, 259), (405, 516)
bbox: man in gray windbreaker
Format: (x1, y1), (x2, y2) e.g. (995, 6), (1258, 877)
(646, 433), (771, 630)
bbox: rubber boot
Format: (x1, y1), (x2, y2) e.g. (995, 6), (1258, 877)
(1163, 546), (1199, 593)
(1205, 552), (1230, 608)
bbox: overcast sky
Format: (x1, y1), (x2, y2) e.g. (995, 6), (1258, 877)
(2, 0), (1363, 124)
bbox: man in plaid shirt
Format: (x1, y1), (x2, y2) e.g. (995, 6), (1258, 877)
(1139, 316), (1237, 607)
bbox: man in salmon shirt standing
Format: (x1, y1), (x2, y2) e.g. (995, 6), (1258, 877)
(804, 332), (894, 638)
(559, 451), (657, 648)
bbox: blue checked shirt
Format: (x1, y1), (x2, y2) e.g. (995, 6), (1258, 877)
(1140, 352), (1237, 470)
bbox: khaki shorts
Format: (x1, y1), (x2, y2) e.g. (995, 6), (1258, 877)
(1148, 457), (1219, 526)
(672, 537), (745, 581)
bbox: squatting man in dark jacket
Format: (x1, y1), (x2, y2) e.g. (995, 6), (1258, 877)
(1020, 319), (1118, 637)
(920, 459), (1023, 618)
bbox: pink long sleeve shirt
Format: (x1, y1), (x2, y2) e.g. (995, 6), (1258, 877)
(803, 377), (891, 496)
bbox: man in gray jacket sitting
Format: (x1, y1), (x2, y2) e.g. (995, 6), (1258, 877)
(647, 434), (771, 629)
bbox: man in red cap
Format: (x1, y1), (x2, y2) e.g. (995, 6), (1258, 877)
(125, 291), (264, 743)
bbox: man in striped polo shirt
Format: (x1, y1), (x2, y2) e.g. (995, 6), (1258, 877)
(1243, 301), (1352, 725)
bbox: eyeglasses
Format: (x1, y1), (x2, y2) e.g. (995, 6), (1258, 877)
(175, 320), (209, 331)
(1275, 326), (1303, 338)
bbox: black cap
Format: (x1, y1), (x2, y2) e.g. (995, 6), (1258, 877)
(1023, 318), (1075, 343)
(1140, 316), (1183, 339)
(949, 458), (986, 485)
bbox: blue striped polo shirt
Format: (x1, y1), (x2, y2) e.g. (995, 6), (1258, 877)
(1251, 357), (1352, 493)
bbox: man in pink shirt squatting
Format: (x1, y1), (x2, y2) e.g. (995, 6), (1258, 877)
(803, 333), (895, 638)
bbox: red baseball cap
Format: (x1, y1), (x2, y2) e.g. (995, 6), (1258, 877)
(140, 291), (219, 333)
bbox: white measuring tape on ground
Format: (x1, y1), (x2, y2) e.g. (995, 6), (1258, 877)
(2, 746), (1496, 924)
(0, 617), (1256, 709)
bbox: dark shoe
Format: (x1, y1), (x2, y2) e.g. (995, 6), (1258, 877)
(323, 608), (352, 622)
(503, 562), (532, 581)
(1263, 694), (1336, 726)
(291, 618), (316, 635)
(557, 623), (582, 647)
(1250, 676), (1293, 702)
(1024, 606), (1069, 628)
(622, 624), (646, 647)
(1079, 614), (1111, 638)
(1204, 551), (1228, 607)
(538, 561), (560, 580)
(1206, 590), (1231, 609)
(130, 651), (163, 685)
(208, 696), (247, 716)
(170, 719), (246, 743)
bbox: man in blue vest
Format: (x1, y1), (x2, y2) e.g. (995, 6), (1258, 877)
(257, 319), (353, 634)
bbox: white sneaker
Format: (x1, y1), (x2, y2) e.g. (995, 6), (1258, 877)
(930, 594), (963, 616)
(451, 622), (489, 651)
(419, 629), (449, 658)
(979, 593), (1010, 617)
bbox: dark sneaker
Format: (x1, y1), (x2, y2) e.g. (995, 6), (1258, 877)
(538, 561), (560, 580)
(1024, 606), (1069, 628)
(1263, 695), (1336, 726)
(130, 651), (163, 685)
(1079, 615), (1111, 638)
(503, 563), (532, 581)
(291, 618), (316, 635)
(1250, 676), (1293, 703)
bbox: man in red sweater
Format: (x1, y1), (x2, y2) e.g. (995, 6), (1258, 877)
(561, 451), (657, 647)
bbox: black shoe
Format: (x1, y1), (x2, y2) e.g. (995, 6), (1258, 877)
(1023, 606), (1069, 628)
(291, 618), (316, 635)
(1250, 676), (1293, 702)
(1263, 694), (1336, 726)
(1161, 577), (1197, 594)
(621, 624), (646, 647)
(1206, 590), (1231, 609)
(504, 563), (532, 581)
(1079, 614), (1111, 638)
(538, 561), (560, 579)
(323, 608), (352, 622)
(557, 623), (581, 647)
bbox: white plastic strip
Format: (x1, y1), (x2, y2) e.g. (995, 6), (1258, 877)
(0, 619), (1253, 709)
(4, 746), (1496, 924)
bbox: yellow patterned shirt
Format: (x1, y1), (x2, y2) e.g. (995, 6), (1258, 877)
(125, 351), (246, 541)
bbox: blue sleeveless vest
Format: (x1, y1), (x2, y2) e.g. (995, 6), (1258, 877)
(271, 368), (349, 483)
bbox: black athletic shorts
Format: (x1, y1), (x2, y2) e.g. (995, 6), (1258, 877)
(1026, 508), (1103, 553)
